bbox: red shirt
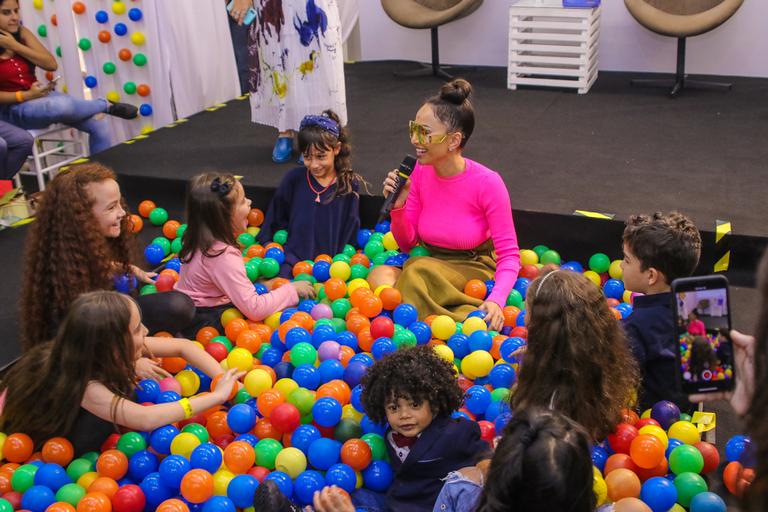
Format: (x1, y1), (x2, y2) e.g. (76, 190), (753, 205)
(0, 55), (35, 92)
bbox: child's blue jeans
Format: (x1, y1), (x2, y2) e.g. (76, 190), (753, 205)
(0, 92), (111, 154)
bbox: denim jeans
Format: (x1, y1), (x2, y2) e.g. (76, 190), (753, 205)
(0, 92), (111, 154)
(0, 120), (33, 179)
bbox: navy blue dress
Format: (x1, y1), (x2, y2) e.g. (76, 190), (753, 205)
(258, 167), (361, 277)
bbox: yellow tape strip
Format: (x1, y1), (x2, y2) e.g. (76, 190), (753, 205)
(573, 210), (615, 220)
(237, 94), (250, 100)
(692, 411), (717, 433)
(72, 157), (90, 164)
(716, 220), (732, 244)
(123, 140), (136, 145)
(714, 251), (730, 273)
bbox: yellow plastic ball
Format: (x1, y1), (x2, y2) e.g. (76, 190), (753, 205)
(274, 447), (307, 478)
(130, 31), (146, 46)
(623, 290), (633, 304)
(220, 359), (229, 370)
(221, 308), (244, 327)
(432, 344), (454, 364)
(667, 421), (701, 445)
(274, 378), (299, 398)
(244, 369), (273, 397)
(640, 408), (652, 419)
(171, 432), (201, 458)
(431, 315), (456, 340)
(264, 311), (282, 331)
(373, 284), (392, 297)
(247, 226), (260, 237)
(638, 425), (669, 449)
(106, 91), (121, 103)
(382, 232), (399, 251)
(341, 404), (363, 423)
(140, 125), (153, 135)
(669, 505), (686, 512)
(462, 350), (494, 379)
(347, 278), (370, 296)
(329, 261), (352, 281)
(609, 260), (623, 280)
(212, 469), (235, 496)
(193, 341), (205, 351)
(583, 270), (601, 286)
(0, 432), (6, 459)
(77, 472), (99, 489)
(227, 347), (254, 372)
(112, 1), (126, 15)
(355, 471), (363, 489)
(520, 249), (538, 266)
(462, 316), (487, 336)
(176, 369), (201, 397)
(593, 466), (608, 507)
(33, 0), (43, 9)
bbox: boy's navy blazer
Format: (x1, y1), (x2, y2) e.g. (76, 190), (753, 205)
(384, 415), (490, 512)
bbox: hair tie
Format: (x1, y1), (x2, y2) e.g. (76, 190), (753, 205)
(210, 176), (232, 197)
(534, 270), (561, 298)
(300, 114), (340, 137)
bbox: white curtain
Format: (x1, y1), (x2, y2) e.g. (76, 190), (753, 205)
(338, 0), (360, 42)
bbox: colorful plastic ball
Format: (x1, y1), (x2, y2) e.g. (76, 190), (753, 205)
(291, 425), (321, 454)
(149, 425), (179, 455)
(200, 496), (235, 512)
(669, 444), (705, 475)
(159, 455), (191, 488)
(226, 404), (257, 434)
(649, 400), (680, 430)
(139, 103), (153, 116)
(103, 61), (117, 74)
(725, 435), (747, 462)
(43, 438), (75, 467)
(225, 474), (257, 508)
(170, 433), (201, 459)
(180, 469), (213, 504)
(96, 10), (109, 23)
(84, 75), (98, 88)
(127, 450), (158, 482)
(604, 279), (625, 300)
(689, 492), (726, 512)
(32, 463), (69, 493)
(148, 207), (168, 226)
(113, 1), (127, 15)
(293, 470), (325, 506)
(98, 30), (111, 43)
(133, 53), (148, 67)
(118, 48), (132, 61)
(123, 81), (137, 95)
(137, 83), (151, 97)
(431, 315), (456, 340)
(189, 444), (222, 474)
(461, 350), (494, 379)
(306, 438), (341, 471)
(312, 397), (343, 427)
(362, 460), (393, 492)
(96, 450), (129, 480)
(694, 442), (720, 474)
(674, 472), (708, 507)
(139, 472), (174, 510)
(589, 253), (611, 273)
(21, 485), (55, 512)
(128, 8), (143, 21)
(668, 421), (701, 445)
(117, 432), (147, 458)
(274, 448), (307, 479)
(270, 403), (301, 433)
(629, 434), (664, 469)
(78, 38), (92, 51)
(111, 484), (145, 512)
(464, 385), (492, 415)
(37, 24), (47, 38)
(254, 439), (282, 470)
(106, 90), (122, 103)
(325, 463), (356, 493)
(605, 468), (641, 501)
(540, 249), (561, 265)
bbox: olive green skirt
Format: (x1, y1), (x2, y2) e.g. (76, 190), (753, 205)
(395, 240), (496, 322)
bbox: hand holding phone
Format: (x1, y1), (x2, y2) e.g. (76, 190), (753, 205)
(672, 275), (736, 395)
(48, 75), (61, 88)
(227, 0), (257, 26)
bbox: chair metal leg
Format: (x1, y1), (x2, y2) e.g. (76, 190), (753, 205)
(393, 26), (473, 80)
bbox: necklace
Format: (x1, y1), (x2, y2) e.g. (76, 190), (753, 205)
(306, 170), (336, 203)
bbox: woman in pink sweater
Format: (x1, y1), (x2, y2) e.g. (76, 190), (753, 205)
(369, 79), (520, 331)
(176, 173), (315, 336)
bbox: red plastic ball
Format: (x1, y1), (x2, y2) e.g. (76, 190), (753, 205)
(477, 420), (495, 444)
(118, 48), (133, 61)
(369, 316), (395, 339)
(633, 418), (661, 430)
(112, 484), (146, 512)
(248, 466), (271, 483)
(155, 274), (176, 292)
(695, 441), (721, 474)
(509, 326), (528, 339)
(518, 264), (539, 280)
(98, 31), (111, 43)
(607, 423), (639, 455)
(205, 342), (229, 362)
(137, 84), (151, 97)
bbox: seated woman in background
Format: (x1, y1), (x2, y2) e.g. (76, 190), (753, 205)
(0, 291), (238, 455)
(19, 163), (196, 378)
(0, 0), (137, 154)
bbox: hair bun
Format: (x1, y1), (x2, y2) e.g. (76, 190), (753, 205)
(439, 78), (472, 105)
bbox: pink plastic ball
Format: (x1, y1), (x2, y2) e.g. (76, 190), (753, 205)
(317, 341), (342, 361)
(159, 376), (182, 394)
(310, 303), (333, 320)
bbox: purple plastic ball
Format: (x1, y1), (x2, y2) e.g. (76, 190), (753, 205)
(317, 340), (341, 361)
(310, 303), (333, 320)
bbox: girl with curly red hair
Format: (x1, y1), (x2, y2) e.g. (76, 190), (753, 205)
(19, 163), (195, 378)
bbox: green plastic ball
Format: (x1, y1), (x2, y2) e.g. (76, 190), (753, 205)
(491, 387), (510, 402)
(259, 257), (280, 278)
(211, 336), (233, 352)
(364, 240), (384, 259)
(103, 61), (117, 74)
(81, 452), (99, 465)
(393, 330), (417, 348)
(540, 250), (561, 266)
(290, 342), (317, 367)
(171, 237), (183, 254)
(332, 253), (351, 264)
(342, 244), (356, 257)
(55, 483), (86, 506)
(506, 289), (523, 308)
(234, 388), (252, 404)
(680, 413), (692, 422)
(589, 253), (611, 273)
(273, 229), (288, 245)
(152, 237), (171, 256)
(245, 260), (260, 282)
(673, 472), (708, 507)
(181, 423), (210, 444)
(123, 81), (137, 94)
(331, 298), (351, 319)
(55, 46), (61, 57)
(294, 273), (316, 284)
(334, 419), (362, 442)
(316, 287), (327, 301)
(372, 253), (389, 266)
(65, 458), (93, 482)
(140, 284), (157, 295)
(78, 38), (92, 51)
(117, 431), (147, 457)
(669, 445), (704, 475)
(10, 464), (37, 492)
(369, 232), (384, 243)
(331, 318), (346, 333)
(133, 53), (148, 66)
(288, 387), (315, 416)
(314, 319), (334, 329)
(410, 246), (430, 257)
(256, 345), (268, 360)
(37, 24), (47, 37)
(361, 433), (387, 461)
(0, 499), (10, 512)
(254, 438), (283, 470)
(148, 207), (168, 226)
(532, 245), (549, 258)
(237, 232), (255, 248)
(350, 264), (369, 280)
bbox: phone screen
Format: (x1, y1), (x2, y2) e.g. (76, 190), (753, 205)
(672, 276), (735, 394)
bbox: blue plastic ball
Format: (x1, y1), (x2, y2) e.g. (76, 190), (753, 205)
(312, 260), (331, 282)
(513, 277), (531, 298)
(307, 438), (341, 470)
(725, 435), (748, 462)
(318, 359), (344, 383)
(349, 353), (374, 367)
(128, 8), (143, 21)
(298, 299), (317, 313)
(95, 10), (109, 23)
(312, 324), (337, 347)
(273, 361), (294, 380)
(114, 273), (138, 294)
(468, 330), (493, 352)
(292, 364), (321, 390)
(356, 229), (372, 248)
(665, 438), (685, 460)
(561, 260), (584, 273)
(499, 337), (526, 363)
(144, 243), (165, 266)
(235, 434), (258, 446)
(139, 472), (175, 510)
(165, 257), (181, 273)
(114, 22), (128, 36)
(254, 282), (269, 294)
(591, 446), (608, 472)
(483, 400), (511, 422)
(201, 496), (236, 512)
(374, 221), (390, 233)
(494, 412), (513, 434)
(464, 385), (492, 415)
(351, 385), (364, 412)
(128, 450), (159, 482)
(149, 425), (180, 454)
(393, 303), (418, 326)
(227, 474), (258, 508)
(21, 485), (55, 512)
(293, 470), (325, 506)
(325, 463), (356, 493)
(291, 425), (322, 454)
(84, 75), (98, 88)
(371, 337), (396, 360)
(264, 470), (293, 498)
(484, 279), (495, 296)
(33, 463), (70, 492)
(343, 361), (368, 388)
(264, 247), (285, 264)
(136, 379), (160, 402)
(157, 390), (181, 403)
(139, 103), (153, 116)
(285, 327), (311, 349)
(488, 363), (516, 389)
(640, 476), (678, 512)
(408, 321), (431, 344)
(360, 415), (387, 436)
(312, 397), (342, 427)
(446, 334), (470, 359)
(603, 278), (625, 300)
(689, 491), (726, 512)
(615, 302), (633, 319)
(362, 460), (394, 492)
(190, 443), (222, 473)
(336, 331), (358, 350)
(260, 347), (283, 367)
(158, 454), (191, 489)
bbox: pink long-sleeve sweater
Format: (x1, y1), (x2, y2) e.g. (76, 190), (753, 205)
(390, 158), (520, 307)
(176, 241), (298, 321)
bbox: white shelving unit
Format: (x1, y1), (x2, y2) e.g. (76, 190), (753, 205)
(508, 0), (601, 94)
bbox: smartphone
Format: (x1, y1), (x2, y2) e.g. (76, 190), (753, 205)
(226, 1), (257, 25)
(671, 275), (735, 394)
(49, 75), (62, 86)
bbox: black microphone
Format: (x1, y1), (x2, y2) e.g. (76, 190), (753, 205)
(378, 155), (417, 222)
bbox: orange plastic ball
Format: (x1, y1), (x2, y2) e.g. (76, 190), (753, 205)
(247, 208), (264, 227)
(3, 433), (34, 463)
(96, 450), (128, 480)
(605, 468), (641, 501)
(88, 476), (119, 498)
(223, 441), (256, 474)
(464, 279), (487, 300)
(290, 311), (314, 331)
(358, 296), (383, 318)
(292, 261), (313, 277)
(246, 244), (265, 258)
(51, 14), (57, 26)
(502, 306), (520, 327)
(225, 318), (249, 342)
(345, 314), (370, 336)
(356, 328), (374, 353)
(72, 2), (86, 14)
(271, 278), (289, 290)
(236, 330), (262, 353)
(341, 439), (372, 471)
(604, 453), (639, 476)
(620, 408), (640, 425)
(349, 253), (370, 267)
(129, 214), (143, 233)
(42, 437), (74, 466)
(254, 418), (282, 441)
(379, 287), (402, 310)
(206, 411), (232, 439)
(162, 220), (181, 239)
(137, 84), (151, 97)
(256, 390), (285, 417)
(137, 200), (156, 218)
(251, 324), (272, 343)
(629, 434), (664, 469)
(118, 49), (133, 61)
(349, 288), (373, 308)
(156, 499), (190, 512)
(278, 320), (301, 341)
(180, 469), (214, 503)
(161, 357), (187, 374)
(159, 269), (179, 282)
(316, 384), (343, 403)
(314, 253), (332, 264)
(47, 503), (76, 512)
(613, 498), (652, 512)
(339, 346), (355, 366)
(324, 278), (347, 301)
(97, 30), (111, 43)
(76, 492), (112, 512)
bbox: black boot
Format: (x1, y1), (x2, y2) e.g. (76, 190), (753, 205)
(107, 101), (138, 120)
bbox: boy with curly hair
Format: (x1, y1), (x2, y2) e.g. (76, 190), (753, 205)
(360, 345), (491, 511)
(621, 211), (702, 413)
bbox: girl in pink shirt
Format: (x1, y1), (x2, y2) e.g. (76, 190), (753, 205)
(369, 79), (520, 330)
(176, 173), (315, 335)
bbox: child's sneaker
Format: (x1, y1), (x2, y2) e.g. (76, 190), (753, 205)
(107, 101), (138, 120)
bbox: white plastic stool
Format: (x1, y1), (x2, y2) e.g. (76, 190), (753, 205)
(13, 124), (89, 191)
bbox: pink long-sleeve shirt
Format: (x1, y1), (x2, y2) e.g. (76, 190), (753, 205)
(390, 158), (521, 307)
(176, 241), (298, 321)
